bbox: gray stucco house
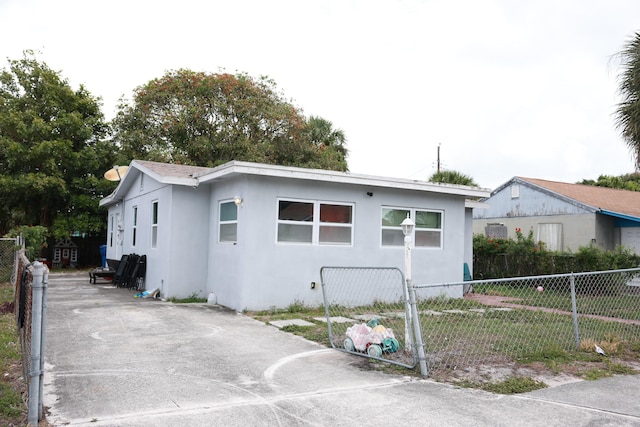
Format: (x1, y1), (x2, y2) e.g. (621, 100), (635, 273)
(473, 177), (640, 254)
(100, 160), (490, 311)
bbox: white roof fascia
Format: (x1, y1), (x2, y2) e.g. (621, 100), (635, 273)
(196, 161), (491, 199)
(465, 200), (490, 209)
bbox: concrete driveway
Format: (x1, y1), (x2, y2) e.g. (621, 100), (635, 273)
(43, 272), (640, 426)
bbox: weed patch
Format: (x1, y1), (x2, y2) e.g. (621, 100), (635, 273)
(457, 376), (547, 394)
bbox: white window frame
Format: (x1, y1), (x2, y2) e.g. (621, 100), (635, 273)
(109, 215), (114, 247)
(276, 198), (354, 246)
(151, 200), (158, 249)
(511, 184), (520, 199)
(132, 206), (138, 247)
(381, 206), (444, 248)
(218, 200), (238, 243)
(537, 223), (562, 251)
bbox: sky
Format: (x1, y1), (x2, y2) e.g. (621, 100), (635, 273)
(1, 0), (640, 190)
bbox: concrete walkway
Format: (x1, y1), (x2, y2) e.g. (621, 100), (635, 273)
(43, 272), (640, 426)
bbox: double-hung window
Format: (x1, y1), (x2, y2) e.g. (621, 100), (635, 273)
(219, 201), (238, 243)
(277, 199), (353, 245)
(381, 207), (443, 248)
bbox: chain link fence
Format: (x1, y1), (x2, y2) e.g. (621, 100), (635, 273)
(321, 267), (640, 377)
(14, 250), (49, 425)
(0, 237), (19, 283)
(417, 269), (640, 374)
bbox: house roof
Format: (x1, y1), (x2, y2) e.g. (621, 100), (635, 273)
(196, 161), (491, 197)
(134, 160), (212, 183)
(514, 177), (640, 219)
(100, 159), (491, 207)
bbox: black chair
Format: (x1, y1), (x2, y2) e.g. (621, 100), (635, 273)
(113, 254), (130, 287)
(119, 254), (139, 288)
(126, 255), (146, 291)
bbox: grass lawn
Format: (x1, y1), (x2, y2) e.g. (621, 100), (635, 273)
(0, 281), (28, 427)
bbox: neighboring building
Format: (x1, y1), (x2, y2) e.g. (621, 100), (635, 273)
(100, 160), (490, 311)
(473, 177), (640, 254)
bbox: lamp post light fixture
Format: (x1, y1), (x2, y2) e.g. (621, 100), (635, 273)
(401, 215), (415, 286)
(400, 215), (414, 351)
(401, 215), (415, 239)
(400, 214), (429, 376)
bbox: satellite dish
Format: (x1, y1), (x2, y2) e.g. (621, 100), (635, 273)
(104, 165), (129, 181)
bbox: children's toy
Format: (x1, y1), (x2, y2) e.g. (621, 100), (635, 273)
(343, 319), (399, 357)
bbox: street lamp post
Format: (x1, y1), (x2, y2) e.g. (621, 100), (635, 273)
(401, 214), (428, 376)
(400, 216), (414, 352)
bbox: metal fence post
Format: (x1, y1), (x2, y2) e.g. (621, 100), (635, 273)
(570, 272), (580, 350)
(38, 266), (49, 420)
(28, 261), (45, 426)
(408, 280), (428, 377)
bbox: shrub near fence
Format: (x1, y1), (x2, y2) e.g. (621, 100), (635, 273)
(0, 237), (19, 282)
(473, 232), (640, 279)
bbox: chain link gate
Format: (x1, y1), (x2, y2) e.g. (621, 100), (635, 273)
(320, 267), (418, 368)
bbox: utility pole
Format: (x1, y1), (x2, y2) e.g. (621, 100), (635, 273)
(437, 143), (441, 173)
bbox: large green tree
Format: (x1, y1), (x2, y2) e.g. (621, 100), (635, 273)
(112, 69), (348, 171)
(0, 51), (117, 238)
(614, 31), (640, 170)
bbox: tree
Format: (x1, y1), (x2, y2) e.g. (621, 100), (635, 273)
(614, 31), (640, 170)
(428, 170), (478, 187)
(579, 173), (640, 191)
(307, 115), (348, 171)
(0, 51), (117, 238)
(112, 69), (348, 171)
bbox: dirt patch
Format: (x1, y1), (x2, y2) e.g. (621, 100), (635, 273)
(0, 301), (14, 314)
(427, 357), (638, 389)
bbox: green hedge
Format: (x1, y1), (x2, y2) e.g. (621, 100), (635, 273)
(473, 230), (640, 279)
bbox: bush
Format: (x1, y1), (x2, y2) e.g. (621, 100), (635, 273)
(473, 233), (640, 279)
(4, 225), (48, 261)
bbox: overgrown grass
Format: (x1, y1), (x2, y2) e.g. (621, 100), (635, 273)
(458, 376), (548, 394)
(0, 281), (27, 425)
(168, 292), (207, 303)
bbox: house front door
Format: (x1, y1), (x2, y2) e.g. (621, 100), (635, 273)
(115, 212), (123, 261)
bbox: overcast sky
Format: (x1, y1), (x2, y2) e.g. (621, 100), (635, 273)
(2, 0), (639, 189)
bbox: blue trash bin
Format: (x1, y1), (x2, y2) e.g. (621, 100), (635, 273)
(99, 244), (107, 268)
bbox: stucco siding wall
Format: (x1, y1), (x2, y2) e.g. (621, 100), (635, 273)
(473, 214), (596, 252)
(595, 214), (617, 251)
(207, 175), (468, 311)
(473, 183), (592, 219)
(165, 186), (211, 298)
(105, 175), (173, 295)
